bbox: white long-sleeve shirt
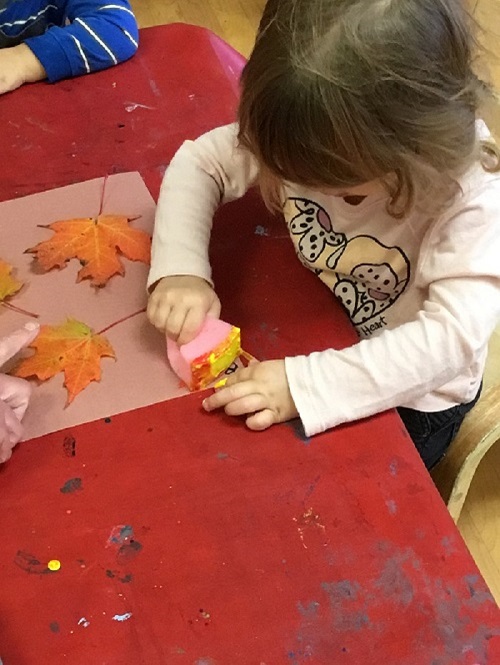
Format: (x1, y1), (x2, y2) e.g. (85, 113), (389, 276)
(149, 123), (500, 437)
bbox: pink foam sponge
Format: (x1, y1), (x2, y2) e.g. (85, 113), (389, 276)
(166, 318), (241, 391)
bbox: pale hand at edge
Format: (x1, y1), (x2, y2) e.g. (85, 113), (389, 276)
(0, 322), (40, 463)
(0, 44), (47, 95)
(147, 275), (221, 345)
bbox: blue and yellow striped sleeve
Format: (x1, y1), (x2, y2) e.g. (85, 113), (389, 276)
(25, 0), (139, 82)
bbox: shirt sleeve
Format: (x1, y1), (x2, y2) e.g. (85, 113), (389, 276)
(24, 0), (138, 82)
(148, 123), (260, 289)
(285, 182), (500, 436)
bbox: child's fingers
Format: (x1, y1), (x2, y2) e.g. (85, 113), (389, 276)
(223, 392), (268, 417)
(146, 297), (170, 332)
(177, 308), (205, 345)
(203, 379), (255, 411)
(165, 306), (189, 342)
(0, 322), (39, 368)
(222, 366), (253, 388)
(207, 297), (222, 320)
(246, 409), (276, 431)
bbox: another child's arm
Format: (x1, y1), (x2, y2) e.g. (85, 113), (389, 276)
(147, 124), (259, 344)
(0, 323), (40, 463)
(0, 0), (138, 94)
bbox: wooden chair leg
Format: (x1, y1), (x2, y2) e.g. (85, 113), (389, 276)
(431, 386), (500, 523)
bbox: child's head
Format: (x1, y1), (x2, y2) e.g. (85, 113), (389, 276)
(238, 0), (498, 216)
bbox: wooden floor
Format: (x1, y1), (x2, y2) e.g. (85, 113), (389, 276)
(130, 0), (264, 57)
(130, 0), (500, 604)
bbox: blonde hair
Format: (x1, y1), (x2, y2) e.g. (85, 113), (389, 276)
(238, 0), (500, 217)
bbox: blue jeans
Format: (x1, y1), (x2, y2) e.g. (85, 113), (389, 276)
(397, 385), (482, 470)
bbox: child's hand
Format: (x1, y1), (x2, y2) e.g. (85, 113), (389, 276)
(0, 322), (40, 463)
(0, 44), (46, 95)
(147, 275), (221, 345)
(203, 359), (298, 430)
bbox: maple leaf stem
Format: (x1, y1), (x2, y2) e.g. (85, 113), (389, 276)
(1, 301), (40, 319)
(97, 307), (146, 335)
(98, 174), (109, 217)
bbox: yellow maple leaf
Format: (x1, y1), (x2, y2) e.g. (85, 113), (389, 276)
(27, 215), (151, 287)
(0, 259), (23, 302)
(12, 318), (116, 404)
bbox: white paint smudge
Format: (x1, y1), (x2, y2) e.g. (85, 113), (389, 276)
(124, 102), (155, 113)
(78, 617), (90, 627)
(293, 507), (326, 549)
(112, 612), (133, 622)
(385, 499), (398, 515)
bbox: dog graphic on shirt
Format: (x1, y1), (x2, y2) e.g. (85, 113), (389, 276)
(286, 197), (347, 267)
(284, 197), (410, 327)
(327, 235), (410, 326)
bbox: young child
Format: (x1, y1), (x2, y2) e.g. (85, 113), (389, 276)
(0, 322), (39, 463)
(147, 0), (500, 469)
(0, 0), (138, 95)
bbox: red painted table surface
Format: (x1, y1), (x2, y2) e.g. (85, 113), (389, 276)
(1, 24), (500, 665)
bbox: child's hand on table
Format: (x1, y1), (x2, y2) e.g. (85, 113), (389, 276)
(147, 275), (221, 345)
(0, 45), (46, 95)
(203, 359), (298, 431)
(0, 322), (40, 463)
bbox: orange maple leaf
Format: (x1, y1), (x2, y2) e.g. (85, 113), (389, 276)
(27, 215), (151, 287)
(0, 259), (38, 318)
(0, 259), (23, 303)
(12, 318), (116, 404)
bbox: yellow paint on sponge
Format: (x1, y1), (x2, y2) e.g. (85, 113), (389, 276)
(167, 319), (241, 391)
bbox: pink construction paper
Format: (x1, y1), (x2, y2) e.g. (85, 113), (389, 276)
(0, 173), (191, 441)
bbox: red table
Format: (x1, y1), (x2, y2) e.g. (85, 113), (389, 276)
(1, 24), (500, 665)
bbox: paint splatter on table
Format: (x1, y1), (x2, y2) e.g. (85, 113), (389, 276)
(1, 395), (500, 664)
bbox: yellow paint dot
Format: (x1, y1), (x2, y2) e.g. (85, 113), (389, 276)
(48, 559), (61, 571)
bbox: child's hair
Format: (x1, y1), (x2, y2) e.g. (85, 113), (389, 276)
(238, 0), (500, 217)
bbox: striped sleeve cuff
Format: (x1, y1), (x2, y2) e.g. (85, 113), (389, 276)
(25, 31), (74, 82)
